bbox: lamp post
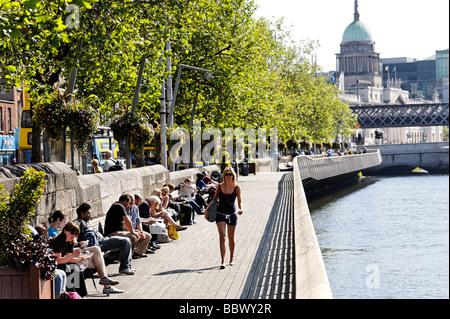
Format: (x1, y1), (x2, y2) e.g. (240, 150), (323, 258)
(168, 64), (214, 128)
(167, 64), (213, 170)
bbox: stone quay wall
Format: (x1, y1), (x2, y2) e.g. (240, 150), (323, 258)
(0, 158), (274, 225)
(292, 156), (333, 299)
(296, 149), (382, 181)
(0, 162), (220, 225)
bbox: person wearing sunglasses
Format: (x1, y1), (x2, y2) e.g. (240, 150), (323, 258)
(206, 166), (243, 269)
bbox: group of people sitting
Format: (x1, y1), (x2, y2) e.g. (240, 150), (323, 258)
(31, 171), (217, 299)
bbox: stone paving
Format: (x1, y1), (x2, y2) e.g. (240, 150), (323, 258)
(85, 171), (295, 299)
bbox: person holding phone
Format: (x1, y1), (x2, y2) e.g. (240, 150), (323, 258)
(49, 222), (123, 296)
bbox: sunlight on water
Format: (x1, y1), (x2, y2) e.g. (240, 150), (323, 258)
(310, 175), (449, 299)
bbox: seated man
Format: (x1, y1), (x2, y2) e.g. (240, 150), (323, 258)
(196, 173), (216, 203)
(104, 194), (151, 261)
(127, 196), (152, 258)
(74, 202), (135, 276)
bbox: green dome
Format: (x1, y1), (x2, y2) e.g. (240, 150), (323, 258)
(342, 20), (373, 42)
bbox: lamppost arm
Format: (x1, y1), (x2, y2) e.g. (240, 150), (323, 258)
(168, 64), (213, 128)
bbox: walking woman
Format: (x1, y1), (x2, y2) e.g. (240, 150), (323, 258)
(206, 166), (243, 269)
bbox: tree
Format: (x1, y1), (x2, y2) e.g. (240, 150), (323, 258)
(1, 0), (358, 165)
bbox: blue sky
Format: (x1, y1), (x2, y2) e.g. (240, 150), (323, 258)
(254, 0), (450, 71)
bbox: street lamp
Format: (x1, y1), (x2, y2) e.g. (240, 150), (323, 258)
(168, 64), (214, 128)
(166, 64), (214, 171)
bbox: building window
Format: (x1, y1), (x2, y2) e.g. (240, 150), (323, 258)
(8, 108), (12, 132)
(0, 107), (2, 132)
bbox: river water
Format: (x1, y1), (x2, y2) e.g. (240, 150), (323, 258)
(308, 174), (449, 299)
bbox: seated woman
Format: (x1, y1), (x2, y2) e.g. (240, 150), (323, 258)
(160, 186), (180, 222)
(160, 187), (170, 209)
(91, 159), (103, 173)
(47, 210), (67, 239)
(33, 224), (66, 298)
(196, 173), (216, 203)
(49, 222), (123, 296)
(147, 195), (187, 231)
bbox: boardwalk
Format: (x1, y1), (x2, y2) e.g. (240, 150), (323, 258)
(85, 172), (295, 299)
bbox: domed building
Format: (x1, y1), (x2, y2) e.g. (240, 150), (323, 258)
(336, 0), (384, 104)
(336, 1), (442, 145)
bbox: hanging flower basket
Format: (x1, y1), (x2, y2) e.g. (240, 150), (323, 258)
(110, 111), (154, 155)
(66, 102), (99, 154)
(32, 90), (69, 142)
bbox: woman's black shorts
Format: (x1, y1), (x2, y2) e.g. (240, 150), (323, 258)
(216, 212), (237, 226)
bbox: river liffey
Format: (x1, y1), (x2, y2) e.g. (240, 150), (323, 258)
(309, 174), (449, 299)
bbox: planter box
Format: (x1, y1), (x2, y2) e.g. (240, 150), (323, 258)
(0, 264), (55, 299)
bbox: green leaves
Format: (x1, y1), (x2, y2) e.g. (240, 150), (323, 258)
(0, 0), (356, 152)
(0, 168), (47, 265)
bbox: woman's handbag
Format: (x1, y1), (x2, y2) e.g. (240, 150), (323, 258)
(205, 200), (218, 222)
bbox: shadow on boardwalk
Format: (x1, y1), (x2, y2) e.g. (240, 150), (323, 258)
(240, 173), (295, 299)
(153, 266), (217, 276)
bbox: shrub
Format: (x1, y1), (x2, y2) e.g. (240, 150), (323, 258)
(0, 169), (55, 280)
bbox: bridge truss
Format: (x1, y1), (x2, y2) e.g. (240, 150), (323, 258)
(350, 103), (449, 128)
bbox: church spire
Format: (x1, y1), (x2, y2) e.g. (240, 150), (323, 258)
(354, 0), (360, 21)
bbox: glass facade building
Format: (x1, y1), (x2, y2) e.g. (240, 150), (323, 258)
(436, 50), (449, 102)
(381, 57), (438, 100)
(382, 49), (449, 101)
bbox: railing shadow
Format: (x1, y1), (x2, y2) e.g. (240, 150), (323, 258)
(240, 173), (295, 299)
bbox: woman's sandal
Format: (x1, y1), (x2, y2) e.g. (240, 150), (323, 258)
(176, 226), (187, 231)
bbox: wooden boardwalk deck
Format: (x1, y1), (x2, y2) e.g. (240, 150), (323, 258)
(85, 172), (294, 299)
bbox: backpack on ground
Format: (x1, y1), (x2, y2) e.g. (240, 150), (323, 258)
(179, 204), (194, 225)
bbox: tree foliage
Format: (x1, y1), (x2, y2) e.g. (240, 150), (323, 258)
(0, 0), (358, 156)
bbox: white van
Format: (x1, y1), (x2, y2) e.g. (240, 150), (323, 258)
(349, 142), (357, 152)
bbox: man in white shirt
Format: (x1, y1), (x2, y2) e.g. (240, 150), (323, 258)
(103, 150), (114, 172)
(179, 179), (197, 201)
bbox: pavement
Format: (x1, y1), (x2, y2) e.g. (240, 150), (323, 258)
(84, 171), (295, 299)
